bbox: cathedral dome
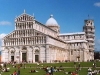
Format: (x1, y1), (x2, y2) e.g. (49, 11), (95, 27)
(46, 15), (58, 26)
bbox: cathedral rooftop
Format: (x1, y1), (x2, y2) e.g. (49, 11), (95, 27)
(59, 32), (85, 36)
(66, 40), (87, 43)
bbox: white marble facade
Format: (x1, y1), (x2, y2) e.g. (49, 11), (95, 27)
(1, 10), (95, 63)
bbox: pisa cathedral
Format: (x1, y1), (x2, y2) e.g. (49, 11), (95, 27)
(1, 10), (95, 63)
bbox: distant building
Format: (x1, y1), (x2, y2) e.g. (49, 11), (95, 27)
(1, 10), (95, 63)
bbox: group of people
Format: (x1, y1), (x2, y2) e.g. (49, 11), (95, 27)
(44, 66), (55, 75)
(10, 66), (20, 75)
(0, 63), (10, 72)
(42, 65), (65, 75)
(87, 67), (100, 75)
(29, 69), (39, 73)
(10, 69), (20, 75)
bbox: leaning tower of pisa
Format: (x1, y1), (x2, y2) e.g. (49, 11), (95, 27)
(83, 19), (95, 60)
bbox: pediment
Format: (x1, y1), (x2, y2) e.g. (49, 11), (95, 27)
(15, 13), (34, 22)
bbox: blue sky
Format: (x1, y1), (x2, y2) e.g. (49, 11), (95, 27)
(0, 0), (100, 50)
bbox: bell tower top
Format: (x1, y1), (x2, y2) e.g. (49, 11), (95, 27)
(84, 15), (94, 26)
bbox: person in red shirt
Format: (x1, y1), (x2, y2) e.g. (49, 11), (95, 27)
(13, 70), (17, 75)
(72, 71), (76, 75)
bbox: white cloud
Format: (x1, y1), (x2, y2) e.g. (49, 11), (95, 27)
(0, 21), (12, 25)
(0, 33), (6, 51)
(0, 33), (6, 40)
(94, 2), (100, 7)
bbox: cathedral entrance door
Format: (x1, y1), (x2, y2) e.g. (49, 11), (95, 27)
(11, 56), (14, 62)
(35, 55), (39, 62)
(22, 53), (27, 62)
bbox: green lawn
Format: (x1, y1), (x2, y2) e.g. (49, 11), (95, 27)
(1, 62), (100, 75)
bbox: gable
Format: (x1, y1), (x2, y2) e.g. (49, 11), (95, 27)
(15, 13), (34, 22)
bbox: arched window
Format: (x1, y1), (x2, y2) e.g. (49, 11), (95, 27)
(11, 50), (14, 54)
(35, 49), (39, 54)
(11, 50), (14, 55)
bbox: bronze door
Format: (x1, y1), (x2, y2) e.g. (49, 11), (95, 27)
(11, 56), (14, 62)
(22, 53), (27, 62)
(35, 55), (39, 62)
